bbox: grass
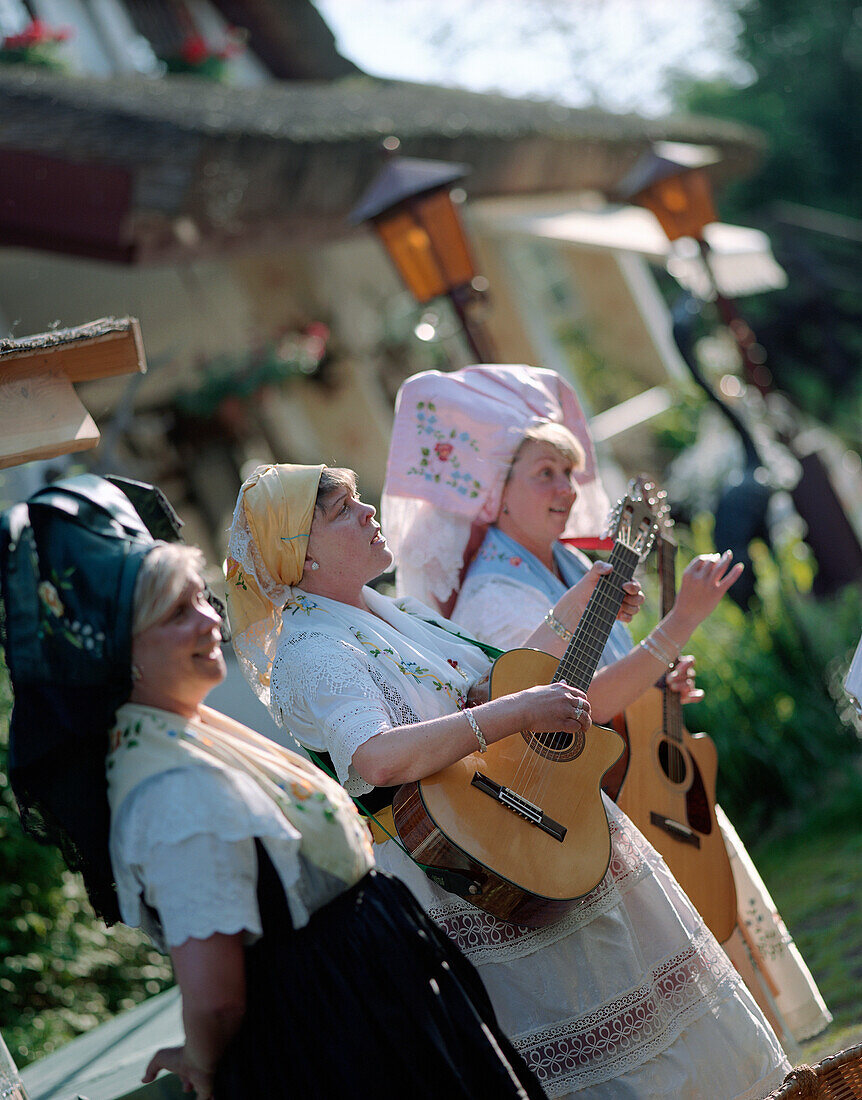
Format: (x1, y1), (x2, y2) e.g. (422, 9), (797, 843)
(749, 773), (862, 1063)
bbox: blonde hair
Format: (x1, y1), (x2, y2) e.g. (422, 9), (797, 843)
(132, 542), (207, 635)
(510, 422), (585, 474)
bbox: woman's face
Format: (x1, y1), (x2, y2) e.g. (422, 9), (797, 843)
(303, 481), (394, 597)
(130, 568), (226, 718)
(498, 439), (579, 550)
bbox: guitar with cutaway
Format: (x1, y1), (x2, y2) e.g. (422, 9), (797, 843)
(393, 489), (659, 928)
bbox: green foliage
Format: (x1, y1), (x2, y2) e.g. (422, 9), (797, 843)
(0, 657), (173, 1069)
(754, 823), (862, 1048)
(672, 0), (862, 440)
(675, 0), (862, 221)
(656, 520), (862, 841)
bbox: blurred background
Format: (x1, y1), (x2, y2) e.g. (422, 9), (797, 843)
(0, 0), (860, 1089)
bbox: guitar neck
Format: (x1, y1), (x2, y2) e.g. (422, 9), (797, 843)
(657, 533), (684, 743)
(554, 542), (640, 692)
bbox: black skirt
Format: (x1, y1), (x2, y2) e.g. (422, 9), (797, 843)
(215, 845), (546, 1099)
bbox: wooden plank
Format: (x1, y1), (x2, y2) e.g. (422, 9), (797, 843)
(0, 367), (100, 469)
(0, 318), (146, 384)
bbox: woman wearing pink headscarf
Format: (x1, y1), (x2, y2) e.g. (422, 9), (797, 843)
(227, 456), (790, 1100)
(383, 363), (831, 1053)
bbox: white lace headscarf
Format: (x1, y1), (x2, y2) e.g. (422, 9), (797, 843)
(382, 364), (609, 611)
(225, 463), (324, 708)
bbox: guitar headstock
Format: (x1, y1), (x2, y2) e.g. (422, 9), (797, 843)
(633, 476), (674, 545)
(604, 482), (662, 561)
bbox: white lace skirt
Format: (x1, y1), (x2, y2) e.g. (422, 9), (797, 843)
(377, 798), (790, 1099)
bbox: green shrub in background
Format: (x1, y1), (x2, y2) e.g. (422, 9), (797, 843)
(642, 520), (862, 843)
(0, 656), (174, 1069)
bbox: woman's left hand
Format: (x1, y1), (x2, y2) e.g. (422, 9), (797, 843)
(617, 579), (645, 623)
(666, 655), (703, 705)
(555, 562), (644, 628)
(143, 1045), (214, 1099)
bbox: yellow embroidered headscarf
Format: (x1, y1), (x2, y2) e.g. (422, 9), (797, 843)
(225, 463), (324, 706)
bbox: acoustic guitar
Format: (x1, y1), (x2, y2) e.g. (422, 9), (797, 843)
(615, 499), (737, 943)
(393, 490), (660, 928)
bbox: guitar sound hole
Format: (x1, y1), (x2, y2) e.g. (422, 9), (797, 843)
(658, 740), (688, 785)
(522, 729), (585, 763)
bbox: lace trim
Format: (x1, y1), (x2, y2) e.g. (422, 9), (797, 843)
(428, 811), (658, 965)
(271, 631), (421, 795)
(513, 927), (740, 1095)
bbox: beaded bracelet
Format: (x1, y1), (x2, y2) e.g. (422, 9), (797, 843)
(464, 707), (488, 753)
(544, 608), (573, 641)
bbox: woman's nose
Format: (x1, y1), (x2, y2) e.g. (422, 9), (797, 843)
(197, 600), (221, 629)
(361, 502), (376, 521)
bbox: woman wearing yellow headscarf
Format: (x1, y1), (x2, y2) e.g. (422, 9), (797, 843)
(227, 461), (790, 1100)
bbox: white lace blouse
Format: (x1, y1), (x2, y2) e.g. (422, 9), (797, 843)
(110, 764), (345, 952)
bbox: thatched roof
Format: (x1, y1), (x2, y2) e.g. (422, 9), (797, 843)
(0, 66), (764, 262)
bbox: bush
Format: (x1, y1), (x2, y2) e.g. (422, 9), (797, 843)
(0, 656), (174, 1068)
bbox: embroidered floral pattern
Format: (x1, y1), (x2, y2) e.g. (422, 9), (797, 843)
(349, 628), (466, 707)
(406, 400), (482, 497)
(36, 567), (106, 655)
(284, 592), (323, 617)
(37, 580), (64, 617)
(225, 557), (249, 591)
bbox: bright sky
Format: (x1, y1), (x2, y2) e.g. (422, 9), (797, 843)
(316, 0), (749, 116)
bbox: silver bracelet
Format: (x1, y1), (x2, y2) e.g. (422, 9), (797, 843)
(544, 608), (573, 641)
(653, 624), (681, 660)
(464, 707), (488, 753)
(639, 634), (676, 669)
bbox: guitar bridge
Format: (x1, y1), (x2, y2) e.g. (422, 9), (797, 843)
(650, 811), (701, 848)
(471, 772), (567, 842)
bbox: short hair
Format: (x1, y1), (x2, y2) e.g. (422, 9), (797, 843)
(315, 467), (357, 511)
(132, 542), (207, 635)
(510, 422), (585, 473)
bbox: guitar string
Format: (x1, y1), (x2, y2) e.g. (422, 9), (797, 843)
(505, 522), (649, 806)
(518, 540), (638, 804)
(514, 541), (642, 807)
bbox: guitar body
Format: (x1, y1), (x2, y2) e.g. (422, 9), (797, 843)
(616, 686), (737, 943)
(394, 648), (625, 928)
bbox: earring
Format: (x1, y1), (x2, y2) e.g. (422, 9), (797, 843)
(309, 561), (320, 572)
(131, 664), (142, 682)
(502, 505), (509, 515)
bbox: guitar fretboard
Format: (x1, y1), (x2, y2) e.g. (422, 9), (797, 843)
(658, 533), (684, 746)
(554, 542), (640, 692)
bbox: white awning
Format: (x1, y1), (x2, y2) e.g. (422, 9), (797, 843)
(472, 200), (787, 299)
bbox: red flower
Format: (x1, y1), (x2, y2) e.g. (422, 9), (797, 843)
(447, 659), (459, 669)
(3, 18), (72, 49)
(179, 34), (210, 65)
(509, 556), (522, 567)
(434, 442), (454, 461)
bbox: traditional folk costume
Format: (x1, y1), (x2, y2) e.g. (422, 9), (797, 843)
(382, 363), (832, 1052)
(227, 459), (790, 1100)
(2, 475), (543, 1100)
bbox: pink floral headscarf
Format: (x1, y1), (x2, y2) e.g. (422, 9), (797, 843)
(382, 364), (609, 611)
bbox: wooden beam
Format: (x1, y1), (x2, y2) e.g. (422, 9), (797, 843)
(0, 317), (147, 469)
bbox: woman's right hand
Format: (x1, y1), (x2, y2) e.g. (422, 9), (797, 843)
(513, 681), (591, 735)
(143, 1045), (215, 1098)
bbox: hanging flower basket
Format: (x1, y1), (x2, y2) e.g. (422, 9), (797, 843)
(0, 19), (72, 69)
(162, 29), (245, 80)
(175, 324), (332, 423)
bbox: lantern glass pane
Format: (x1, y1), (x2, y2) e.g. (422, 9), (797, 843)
(415, 190), (476, 289)
(644, 169), (718, 241)
(375, 209), (448, 303)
